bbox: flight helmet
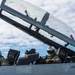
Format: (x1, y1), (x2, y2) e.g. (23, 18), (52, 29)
(47, 46), (56, 54)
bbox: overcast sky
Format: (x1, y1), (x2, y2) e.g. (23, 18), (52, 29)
(0, 0), (75, 57)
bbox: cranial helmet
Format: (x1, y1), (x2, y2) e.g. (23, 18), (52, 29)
(47, 46), (56, 54)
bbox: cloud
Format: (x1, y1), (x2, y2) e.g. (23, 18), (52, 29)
(0, 0), (75, 57)
(43, 0), (75, 30)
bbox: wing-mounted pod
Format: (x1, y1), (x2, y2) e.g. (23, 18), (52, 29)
(0, 0), (75, 57)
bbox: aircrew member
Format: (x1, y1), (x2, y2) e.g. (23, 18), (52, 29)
(0, 51), (9, 66)
(46, 46), (61, 64)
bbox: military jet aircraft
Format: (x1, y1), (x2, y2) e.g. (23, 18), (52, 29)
(0, 0), (75, 75)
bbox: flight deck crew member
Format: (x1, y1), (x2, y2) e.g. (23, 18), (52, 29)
(46, 46), (61, 64)
(0, 51), (9, 66)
